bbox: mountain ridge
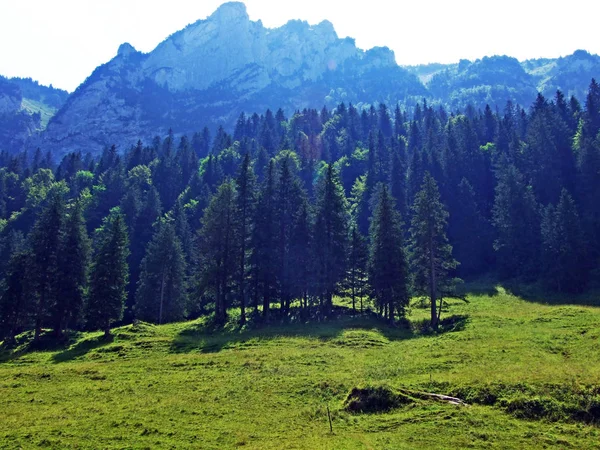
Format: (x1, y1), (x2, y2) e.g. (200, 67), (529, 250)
(1, 2), (599, 157)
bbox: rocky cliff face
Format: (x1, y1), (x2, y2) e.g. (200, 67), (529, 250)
(0, 76), (69, 153)
(17, 2), (600, 158)
(39, 2), (423, 157)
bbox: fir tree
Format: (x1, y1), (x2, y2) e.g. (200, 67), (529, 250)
(369, 185), (409, 321)
(541, 190), (587, 292)
(234, 153), (256, 324)
(290, 199), (313, 313)
(409, 173), (458, 329)
(313, 165), (349, 315)
(346, 225), (368, 313)
(30, 191), (64, 340)
(86, 208), (130, 338)
(199, 181), (238, 325)
(0, 237), (31, 343)
(53, 200), (90, 335)
(492, 164), (541, 278)
(251, 162), (277, 319)
(135, 219), (187, 324)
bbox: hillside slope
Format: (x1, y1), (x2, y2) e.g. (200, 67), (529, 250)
(0, 76), (69, 153)
(1, 288), (599, 449)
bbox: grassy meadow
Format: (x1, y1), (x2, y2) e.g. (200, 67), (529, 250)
(1, 285), (600, 449)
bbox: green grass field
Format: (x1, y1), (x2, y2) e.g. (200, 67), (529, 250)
(20, 98), (57, 130)
(1, 286), (600, 449)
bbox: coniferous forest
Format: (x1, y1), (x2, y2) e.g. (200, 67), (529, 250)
(1, 80), (600, 342)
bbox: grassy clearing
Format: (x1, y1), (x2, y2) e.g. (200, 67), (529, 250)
(20, 98), (57, 129)
(1, 286), (600, 449)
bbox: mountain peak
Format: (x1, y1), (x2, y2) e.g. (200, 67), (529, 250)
(209, 2), (249, 23)
(117, 42), (137, 58)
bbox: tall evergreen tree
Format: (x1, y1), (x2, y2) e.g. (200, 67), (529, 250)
(492, 164), (541, 278)
(290, 199), (313, 313)
(0, 240), (32, 343)
(30, 191), (64, 340)
(234, 153), (256, 324)
(86, 208), (130, 337)
(313, 165), (349, 315)
(251, 162), (277, 319)
(541, 190), (587, 292)
(346, 225), (368, 313)
(135, 219), (187, 324)
(369, 185), (409, 321)
(53, 200), (91, 335)
(409, 173), (458, 329)
(448, 178), (489, 277)
(199, 181), (238, 325)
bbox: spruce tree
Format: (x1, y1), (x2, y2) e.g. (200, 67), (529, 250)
(234, 153), (256, 324)
(135, 219), (187, 324)
(409, 173), (458, 329)
(0, 243), (32, 344)
(290, 199), (313, 313)
(30, 191), (64, 340)
(369, 185), (409, 321)
(541, 190), (587, 292)
(251, 162), (277, 319)
(492, 164), (540, 278)
(199, 181), (238, 325)
(313, 165), (349, 315)
(449, 178), (489, 277)
(53, 200), (91, 335)
(86, 208), (130, 337)
(346, 225), (368, 313)
(275, 157), (305, 317)
(171, 197), (194, 265)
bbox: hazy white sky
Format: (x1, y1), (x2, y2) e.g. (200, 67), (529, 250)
(0, 0), (598, 92)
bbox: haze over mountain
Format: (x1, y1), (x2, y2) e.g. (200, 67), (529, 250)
(1, 2), (599, 156)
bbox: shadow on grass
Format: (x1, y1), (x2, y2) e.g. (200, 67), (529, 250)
(52, 334), (114, 363)
(502, 281), (600, 307)
(461, 274), (600, 307)
(0, 330), (77, 364)
(170, 305), (468, 355)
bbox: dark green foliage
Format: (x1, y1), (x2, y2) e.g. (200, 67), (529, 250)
(29, 192), (64, 340)
(449, 178), (490, 277)
(0, 235), (31, 342)
(251, 162), (278, 319)
(492, 164), (540, 279)
(368, 185), (409, 320)
(2, 81), (600, 337)
(409, 173), (458, 329)
(345, 225), (368, 313)
(541, 190), (587, 292)
(274, 156), (306, 316)
(234, 153), (256, 324)
(313, 165), (349, 315)
(198, 181), (238, 325)
(135, 219), (187, 324)
(53, 200), (90, 335)
(86, 209), (130, 337)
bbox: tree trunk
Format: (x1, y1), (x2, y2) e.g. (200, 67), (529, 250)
(351, 278), (356, 313)
(429, 233), (438, 330)
(159, 270), (166, 325)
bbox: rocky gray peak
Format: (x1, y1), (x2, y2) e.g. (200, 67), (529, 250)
(117, 42), (138, 58)
(364, 47), (397, 69)
(210, 1), (249, 23)
(142, 2), (365, 92)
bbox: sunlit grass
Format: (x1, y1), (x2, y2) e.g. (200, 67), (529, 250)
(1, 286), (599, 449)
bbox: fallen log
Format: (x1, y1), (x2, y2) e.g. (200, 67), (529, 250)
(399, 389), (469, 406)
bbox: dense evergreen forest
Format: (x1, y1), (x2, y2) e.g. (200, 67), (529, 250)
(1, 79), (600, 342)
